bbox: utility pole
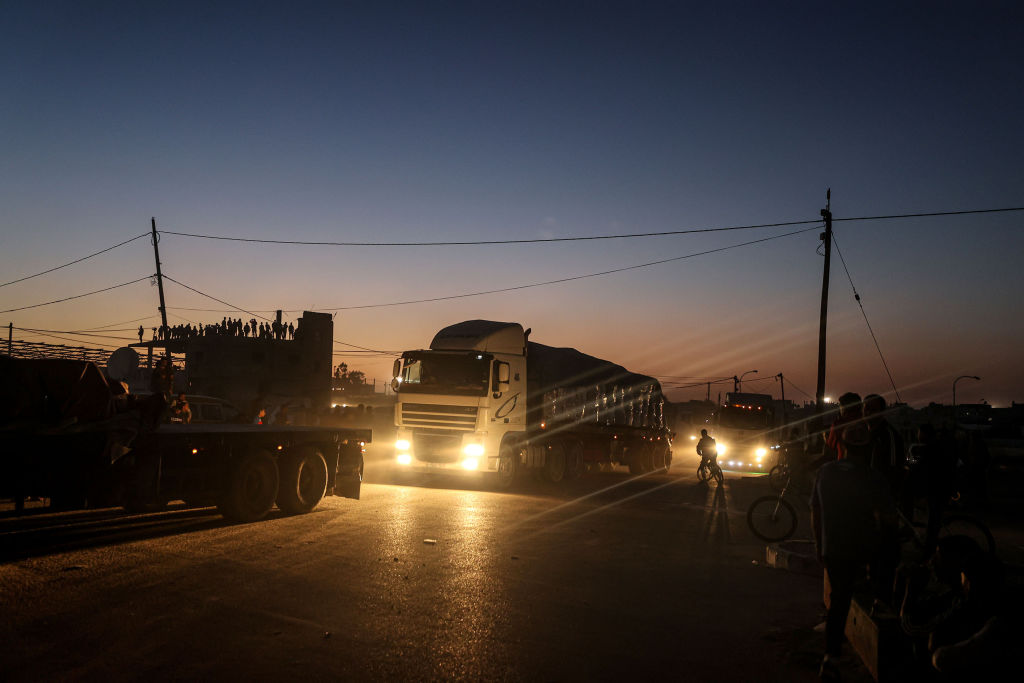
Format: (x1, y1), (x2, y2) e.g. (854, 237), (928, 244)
(150, 217), (169, 357)
(776, 373), (787, 423)
(706, 382), (711, 402)
(7, 322), (12, 357)
(733, 375), (739, 392)
(814, 189), (832, 413)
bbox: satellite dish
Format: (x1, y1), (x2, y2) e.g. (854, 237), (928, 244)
(107, 347), (140, 381)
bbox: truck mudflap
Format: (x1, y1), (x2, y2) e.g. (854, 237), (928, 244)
(332, 439), (364, 500)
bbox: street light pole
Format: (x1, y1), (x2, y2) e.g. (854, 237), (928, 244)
(953, 375), (980, 408)
(738, 369), (758, 391)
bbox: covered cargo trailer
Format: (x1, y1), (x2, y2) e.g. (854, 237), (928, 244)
(392, 321), (672, 487)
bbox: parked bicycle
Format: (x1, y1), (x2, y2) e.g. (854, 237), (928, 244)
(747, 468), (801, 542)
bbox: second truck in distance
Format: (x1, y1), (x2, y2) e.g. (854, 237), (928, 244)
(391, 320), (672, 487)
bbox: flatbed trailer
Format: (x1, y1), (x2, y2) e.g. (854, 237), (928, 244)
(1, 357), (367, 521)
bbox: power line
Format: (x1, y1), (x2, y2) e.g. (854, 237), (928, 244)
(0, 233), (149, 289)
(14, 326), (137, 342)
(783, 377), (814, 400)
(160, 226), (820, 315)
(14, 328), (122, 351)
(832, 234), (902, 403)
(157, 205), (1024, 248)
(162, 275), (273, 322)
(316, 226), (820, 311)
(161, 274), (390, 353)
(835, 206), (1024, 224)
(0, 276), (152, 314)
(160, 219), (821, 247)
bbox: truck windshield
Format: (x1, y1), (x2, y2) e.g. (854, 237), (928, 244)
(718, 406), (771, 431)
(400, 353), (490, 396)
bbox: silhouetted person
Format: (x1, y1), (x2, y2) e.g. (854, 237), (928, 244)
(907, 424), (957, 556)
(138, 325), (144, 343)
(824, 392), (862, 461)
(863, 394), (906, 499)
(696, 428), (717, 475)
(288, 322), (294, 339)
(812, 423), (897, 677)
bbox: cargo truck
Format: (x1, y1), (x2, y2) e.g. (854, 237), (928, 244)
(0, 357), (367, 521)
(390, 320), (672, 488)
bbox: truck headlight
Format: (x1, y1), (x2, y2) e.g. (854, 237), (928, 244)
(717, 444), (727, 455)
(462, 443), (485, 457)
(395, 439), (410, 451)
(396, 453), (412, 466)
(461, 457), (480, 470)
(755, 448), (767, 458)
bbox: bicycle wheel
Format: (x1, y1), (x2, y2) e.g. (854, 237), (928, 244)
(747, 496), (798, 543)
(939, 514), (996, 555)
(767, 465), (788, 491)
(713, 464), (724, 485)
(697, 465), (709, 483)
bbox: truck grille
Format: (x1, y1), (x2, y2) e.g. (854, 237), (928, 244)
(401, 403), (478, 431)
(413, 431), (462, 463)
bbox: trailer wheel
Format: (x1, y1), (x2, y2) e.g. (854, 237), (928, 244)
(628, 446), (652, 475)
(218, 450), (279, 522)
(276, 447), (328, 515)
(544, 443), (567, 483)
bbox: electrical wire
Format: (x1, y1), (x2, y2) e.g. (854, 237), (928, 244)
(832, 234), (902, 403)
(160, 226), (819, 315)
(79, 314), (160, 331)
(316, 226), (820, 311)
(781, 376), (814, 400)
(160, 219), (822, 247)
(0, 276), (152, 314)
(0, 233), (149, 289)
(162, 275), (273, 322)
(14, 326), (137, 342)
(834, 206), (1024, 224)
(14, 328), (122, 350)
(157, 205), (1024, 248)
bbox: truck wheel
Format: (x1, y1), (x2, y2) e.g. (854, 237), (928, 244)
(218, 450), (279, 523)
(495, 446), (519, 490)
(565, 443), (584, 480)
(662, 447), (673, 472)
(628, 446), (652, 475)
(276, 447), (328, 515)
(544, 443), (567, 483)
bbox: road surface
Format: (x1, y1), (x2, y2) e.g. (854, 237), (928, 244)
(1, 460), (868, 681)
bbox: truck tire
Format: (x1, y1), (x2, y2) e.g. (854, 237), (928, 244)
(276, 446), (328, 515)
(218, 450), (279, 523)
(564, 442), (584, 480)
(494, 446), (519, 490)
(628, 446), (652, 475)
(544, 443), (567, 483)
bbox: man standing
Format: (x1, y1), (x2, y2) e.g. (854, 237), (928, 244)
(812, 423), (896, 678)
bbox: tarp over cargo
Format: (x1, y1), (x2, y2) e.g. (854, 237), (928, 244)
(526, 342), (660, 396)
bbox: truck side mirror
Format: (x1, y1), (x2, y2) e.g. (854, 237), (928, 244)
(492, 360), (510, 393)
(392, 358), (401, 378)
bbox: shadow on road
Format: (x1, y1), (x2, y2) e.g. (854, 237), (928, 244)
(0, 504), (248, 564)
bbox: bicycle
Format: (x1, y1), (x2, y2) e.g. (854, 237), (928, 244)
(767, 462), (789, 492)
(747, 469), (801, 542)
(697, 457), (724, 485)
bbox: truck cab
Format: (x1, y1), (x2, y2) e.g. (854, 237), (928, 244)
(392, 321), (527, 478)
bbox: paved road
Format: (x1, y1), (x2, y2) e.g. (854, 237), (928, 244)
(1, 460), (869, 681)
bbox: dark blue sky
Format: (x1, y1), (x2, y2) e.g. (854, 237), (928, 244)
(2, 1), (1022, 405)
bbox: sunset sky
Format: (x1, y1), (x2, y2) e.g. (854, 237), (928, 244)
(2, 1), (1022, 407)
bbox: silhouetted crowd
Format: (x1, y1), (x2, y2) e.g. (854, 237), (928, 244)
(806, 392), (1010, 680)
(144, 317), (299, 342)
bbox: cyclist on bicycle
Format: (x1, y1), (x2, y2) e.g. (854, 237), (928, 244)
(696, 429), (718, 475)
